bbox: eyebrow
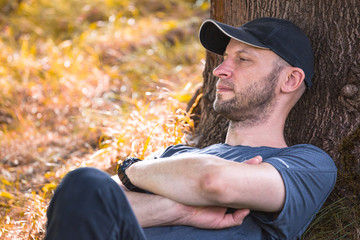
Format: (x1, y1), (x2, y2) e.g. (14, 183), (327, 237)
(224, 49), (254, 57)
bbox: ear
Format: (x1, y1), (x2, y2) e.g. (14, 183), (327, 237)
(280, 67), (305, 93)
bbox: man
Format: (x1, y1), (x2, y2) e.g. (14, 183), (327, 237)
(45, 17), (337, 240)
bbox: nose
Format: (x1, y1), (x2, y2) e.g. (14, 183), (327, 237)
(213, 60), (232, 79)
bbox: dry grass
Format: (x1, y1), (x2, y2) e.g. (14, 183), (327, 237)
(303, 196), (360, 240)
(0, 0), (209, 238)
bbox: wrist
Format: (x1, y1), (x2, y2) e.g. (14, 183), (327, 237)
(156, 200), (191, 227)
(117, 157), (146, 193)
(169, 203), (195, 226)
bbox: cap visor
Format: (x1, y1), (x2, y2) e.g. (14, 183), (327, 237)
(199, 20), (269, 55)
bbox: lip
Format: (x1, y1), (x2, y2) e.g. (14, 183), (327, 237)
(216, 84), (233, 92)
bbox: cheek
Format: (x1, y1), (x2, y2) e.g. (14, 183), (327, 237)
(232, 70), (258, 90)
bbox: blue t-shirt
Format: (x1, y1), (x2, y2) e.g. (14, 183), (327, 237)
(143, 144), (337, 240)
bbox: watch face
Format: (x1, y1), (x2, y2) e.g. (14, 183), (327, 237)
(124, 158), (141, 168)
(122, 160), (132, 168)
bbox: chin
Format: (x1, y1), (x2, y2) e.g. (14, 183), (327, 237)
(216, 93), (234, 102)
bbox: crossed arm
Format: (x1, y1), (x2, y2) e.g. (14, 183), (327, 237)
(113, 154), (285, 228)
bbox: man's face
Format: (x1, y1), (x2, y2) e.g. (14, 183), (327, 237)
(213, 39), (284, 124)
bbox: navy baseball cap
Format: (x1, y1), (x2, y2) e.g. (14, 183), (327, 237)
(199, 17), (314, 88)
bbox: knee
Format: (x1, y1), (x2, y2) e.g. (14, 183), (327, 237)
(53, 167), (115, 201)
(63, 167), (110, 187)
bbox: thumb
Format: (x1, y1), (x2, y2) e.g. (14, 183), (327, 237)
(232, 208), (250, 223)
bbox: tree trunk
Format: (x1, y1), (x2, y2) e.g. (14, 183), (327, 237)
(190, 0), (360, 237)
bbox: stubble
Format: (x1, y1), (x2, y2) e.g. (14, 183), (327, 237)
(213, 59), (287, 127)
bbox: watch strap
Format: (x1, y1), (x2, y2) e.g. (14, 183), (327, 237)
(117, 157), (146, 193)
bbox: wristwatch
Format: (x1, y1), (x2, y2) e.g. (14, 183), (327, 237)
(117, 157), (146, 193)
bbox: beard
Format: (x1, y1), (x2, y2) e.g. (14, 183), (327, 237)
(213, 63), (282, 125)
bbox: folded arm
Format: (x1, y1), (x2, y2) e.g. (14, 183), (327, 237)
(112, 175), (250, 229)
(126, 154), (285, 212)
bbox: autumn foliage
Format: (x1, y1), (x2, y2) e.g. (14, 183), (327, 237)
(0, 0), (209, 238)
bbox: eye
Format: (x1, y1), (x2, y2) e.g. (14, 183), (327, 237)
(236, 57), (249, 63)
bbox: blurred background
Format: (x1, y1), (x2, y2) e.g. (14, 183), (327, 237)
(0, 0), (209, 238)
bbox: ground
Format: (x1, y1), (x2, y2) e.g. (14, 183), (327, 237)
(0, 1), (208, 238)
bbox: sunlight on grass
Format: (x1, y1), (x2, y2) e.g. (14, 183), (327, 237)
(86, 89), (196, 164)
(0, 0), (209, 238)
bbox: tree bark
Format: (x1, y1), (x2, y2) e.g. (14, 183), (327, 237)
(191, 0), (360, 233)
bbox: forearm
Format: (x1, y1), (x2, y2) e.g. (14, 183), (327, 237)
(126, 154), (223, 206)
(112, 175), (250, 229)
(124, 190), (183, 227)
(112, 175), (185, 227)
(125, 190), (250, 230)
(125, 154), (285, 212)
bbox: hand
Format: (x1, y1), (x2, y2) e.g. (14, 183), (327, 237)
(179, 205), (250, 229)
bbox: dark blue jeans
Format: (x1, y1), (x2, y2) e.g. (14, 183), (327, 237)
(45, 167), (147, 240)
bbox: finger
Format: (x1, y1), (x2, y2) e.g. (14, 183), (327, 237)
(243, 155), (262, 165)
(233, 208), (250, 223)
(218, 208), (250, 228)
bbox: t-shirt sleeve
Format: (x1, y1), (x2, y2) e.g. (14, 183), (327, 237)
(159, 144), (197, 158)
(251, 145), (337, 239)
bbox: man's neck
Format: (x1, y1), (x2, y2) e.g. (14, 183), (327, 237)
(225, 117), (287, 148)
